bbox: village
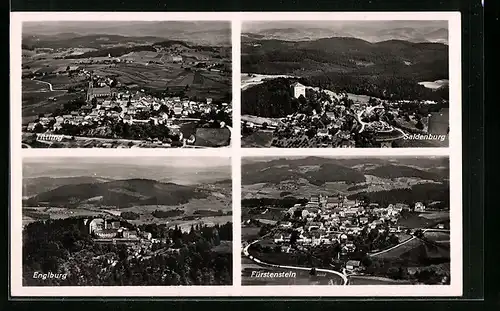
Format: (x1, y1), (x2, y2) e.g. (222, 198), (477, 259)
(242, 80), (449, 148)
(243, 193), (446, 274)
(23, 70), (232, 148)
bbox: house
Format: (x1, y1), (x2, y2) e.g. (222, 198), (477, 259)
(326, 197), (342, 209)
(309, 195), (319, 203)
(87, 218), (105, 234)
(346, 260), (361, 271)
(27, 122), (37, 131)
(414, 202), (426, 212)
(395, 203), (410, 211)
(279, 221), (293, 229)
(342, 243), (356, 253)
(274, 234), (284, 243)
(359, 217), (369, 224)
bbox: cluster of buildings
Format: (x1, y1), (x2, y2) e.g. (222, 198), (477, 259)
(26, 76), (232, 144)
(85, 218), (153, 241)
(266, 194), (428, 255)
(246, 81), (447, 148)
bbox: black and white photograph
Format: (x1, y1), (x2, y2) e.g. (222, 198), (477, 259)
(241, 156), (450, 286)
(21, 156), (233, 286)
(21, 21), (232, 148)
(241, 21), (450, 148)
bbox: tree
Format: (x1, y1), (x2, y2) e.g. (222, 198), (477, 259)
(416, 120), (424, 130)
(261, 122), (268, 130)
(309, 267), (317, 276)
(33, 123), (45, 133)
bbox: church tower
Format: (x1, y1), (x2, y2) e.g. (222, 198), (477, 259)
(86, 74), (93, 102)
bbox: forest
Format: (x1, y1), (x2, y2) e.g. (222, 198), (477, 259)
(348, 182), (450, 207)
(23, 217), (232, 286)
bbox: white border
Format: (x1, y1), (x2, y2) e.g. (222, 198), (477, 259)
(10, 11), (462, 297)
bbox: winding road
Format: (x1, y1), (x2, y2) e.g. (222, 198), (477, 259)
(243, 240), (348, 285)
(31, 79), (67, 92)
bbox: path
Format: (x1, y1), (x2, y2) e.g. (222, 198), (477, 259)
(243, 240), (348, 285)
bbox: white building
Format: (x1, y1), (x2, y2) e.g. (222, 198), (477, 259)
(291, 82), (306, 98)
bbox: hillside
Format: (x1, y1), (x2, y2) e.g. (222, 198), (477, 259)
(241, 36), (449, 102)
(365, 164), (443, 181)
(65, 45), (157, 59)
(22, 34), (163, 50)
(22, 176), (112, 197)
(242, 160), (366, 185)
(25, 178), (208, 207)
(348, 182), (450, 207)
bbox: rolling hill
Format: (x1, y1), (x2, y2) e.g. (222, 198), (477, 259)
(22, 176), (113, 197)
(241, 36), (448, 102)
(365, 164), (444, 181)
(25, 178), (209, 207)
(242, 159), (366, 186)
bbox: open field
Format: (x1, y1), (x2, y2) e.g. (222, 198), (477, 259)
(242, 226), (261, 241)
(242, 130), (274, 148)
(22, 91), (82, 123)
(397, 211), (450, 229)
(418, 79), (449, 90)
(372, 235), (450, 266)
(423, 231), (450, 243)
(40, 74), (88, 89)
(22, 79), (51, 92)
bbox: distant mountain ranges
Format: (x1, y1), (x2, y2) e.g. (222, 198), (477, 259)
(22, 33), (231, 59)
(242, 26), (448, 44)
(242, 157), (450, 207)
(22, 21), (231, 47)
(242, 157), (449, 186)
(23, 177), (228, 207)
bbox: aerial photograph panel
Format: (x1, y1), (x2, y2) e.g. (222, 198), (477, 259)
(241, 156), (450, 285)
(241, 21), (450, 148)
(22, 156), (233, 286)
(21, 21), (232, 148)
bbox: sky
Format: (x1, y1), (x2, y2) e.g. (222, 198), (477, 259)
(23, 21), (231, 37)
(242, 20), (448, 32)
(23, 156), (231, 184)
(24, 156), (230, 168)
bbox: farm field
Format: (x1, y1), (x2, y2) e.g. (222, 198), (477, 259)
(22, 91), (82, 123)
(423, 231), (450, 243)
(397, 211), (450, 229)
(22, 79), (50, 92)
(39, 74), (88, 89)
(372, 235), (450, 266)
